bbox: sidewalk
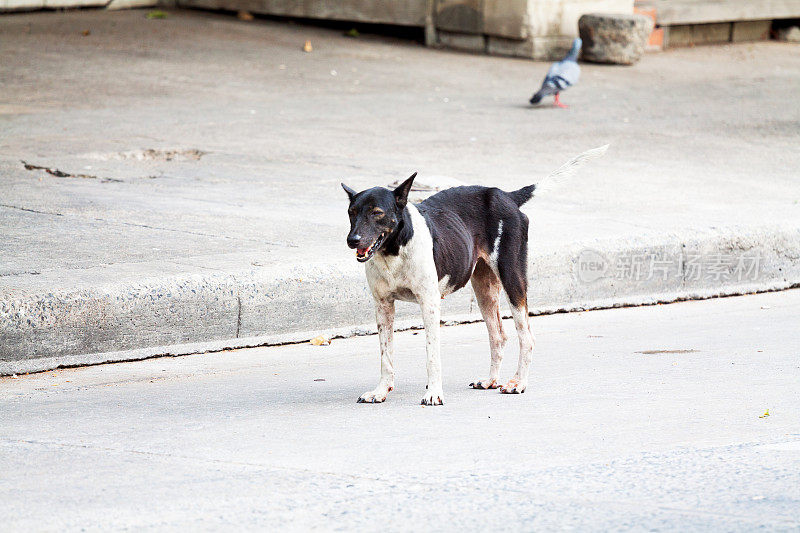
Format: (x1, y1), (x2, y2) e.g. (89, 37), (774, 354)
(1, 9), (799, 374)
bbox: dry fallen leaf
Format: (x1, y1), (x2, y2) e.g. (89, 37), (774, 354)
(759, 409), (770, 418)
(81, 29), (90, 36)
(310, 335), (330, 346)
(303, 40), (313, 53)
(237, 10), (254, 21)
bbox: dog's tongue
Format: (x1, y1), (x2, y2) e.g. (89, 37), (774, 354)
(357, 248), (368, 255)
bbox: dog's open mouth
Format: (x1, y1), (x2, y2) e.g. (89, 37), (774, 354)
(356, 233), (386, 262)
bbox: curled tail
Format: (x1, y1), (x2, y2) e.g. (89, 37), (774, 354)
(509, 144), (610, 207)
(509, 184), (537, 206)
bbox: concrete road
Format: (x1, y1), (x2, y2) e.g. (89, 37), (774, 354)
(2, 290), (799, 531)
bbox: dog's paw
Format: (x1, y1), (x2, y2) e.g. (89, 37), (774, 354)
(499, 379), (526, 394)
(469, 378), (500, 390)
(357, 390), (388, 404)
(420, 386), (444, 406)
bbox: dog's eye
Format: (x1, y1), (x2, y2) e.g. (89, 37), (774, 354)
(371, 209), (384, 218)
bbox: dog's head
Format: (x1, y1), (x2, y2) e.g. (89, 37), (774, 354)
(341, 173), (416, 262)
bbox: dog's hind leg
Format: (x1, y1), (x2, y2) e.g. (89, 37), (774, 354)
(357, 298), (395, 404)
(494, 216), (535, 394)
(500, 300), (534, 394)
(469, 259), (506, 390)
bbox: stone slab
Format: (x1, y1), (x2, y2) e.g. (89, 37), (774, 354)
(666, 22), (734, 46)
(486, 34), (535, 58)
(652, 0), (800, 25)
(731, 20), (772, 42)
(436, 29), (486, 51)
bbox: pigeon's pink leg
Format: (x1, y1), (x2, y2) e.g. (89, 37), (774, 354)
(554, 93), (568, 109)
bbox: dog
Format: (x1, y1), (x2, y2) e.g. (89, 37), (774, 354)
(342, 144), (608, 405)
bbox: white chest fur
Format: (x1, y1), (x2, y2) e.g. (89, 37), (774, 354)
(365, 204), (440, 303)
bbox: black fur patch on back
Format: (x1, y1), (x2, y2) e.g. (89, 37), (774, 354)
(416, 185), (530, 301)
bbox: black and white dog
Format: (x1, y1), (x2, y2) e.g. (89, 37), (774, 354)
(342, 145), (608, 405)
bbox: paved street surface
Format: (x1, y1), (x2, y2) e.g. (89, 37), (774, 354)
(2, 290), (799, 530)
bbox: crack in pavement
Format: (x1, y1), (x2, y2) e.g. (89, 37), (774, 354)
(0, 269), (41, 277)
(0, 203), (63, 216)
(22, 160), (123, 183)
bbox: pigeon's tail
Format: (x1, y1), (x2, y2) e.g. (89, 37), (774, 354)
(529, 90), (545, 104)
(529, 85), (555, 105)
(509, 144), (610, 207)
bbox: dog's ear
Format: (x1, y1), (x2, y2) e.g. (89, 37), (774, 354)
(393, 172), (417, 209)
(341, 183), (357, 201)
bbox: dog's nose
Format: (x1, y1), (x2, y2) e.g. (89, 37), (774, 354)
(347, 234), (361, 248)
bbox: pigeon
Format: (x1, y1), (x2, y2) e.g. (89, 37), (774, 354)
(529, 38), (582, 109)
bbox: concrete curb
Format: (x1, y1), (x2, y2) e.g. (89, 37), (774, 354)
(2, 224), (799, 375)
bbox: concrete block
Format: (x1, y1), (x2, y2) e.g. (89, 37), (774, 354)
(664, 23), (689, 46)
(435, 0), (482, 34)
(486, 35), (534, 58)
(655, 0), (800, 25)
(731, 20), (771, 42)
(666, 23), (731, 47)
(483, 0), (528, 39)
(437, 30), (486, 52)
(692, 22), (732, 43)
(579, 13), (654, 65)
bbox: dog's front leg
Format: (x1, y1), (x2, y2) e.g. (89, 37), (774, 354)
(419, 293), (443, 406)
(357, 298), (395, 404)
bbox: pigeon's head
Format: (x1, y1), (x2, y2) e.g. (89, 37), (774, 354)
(341, 173), (416, 263)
